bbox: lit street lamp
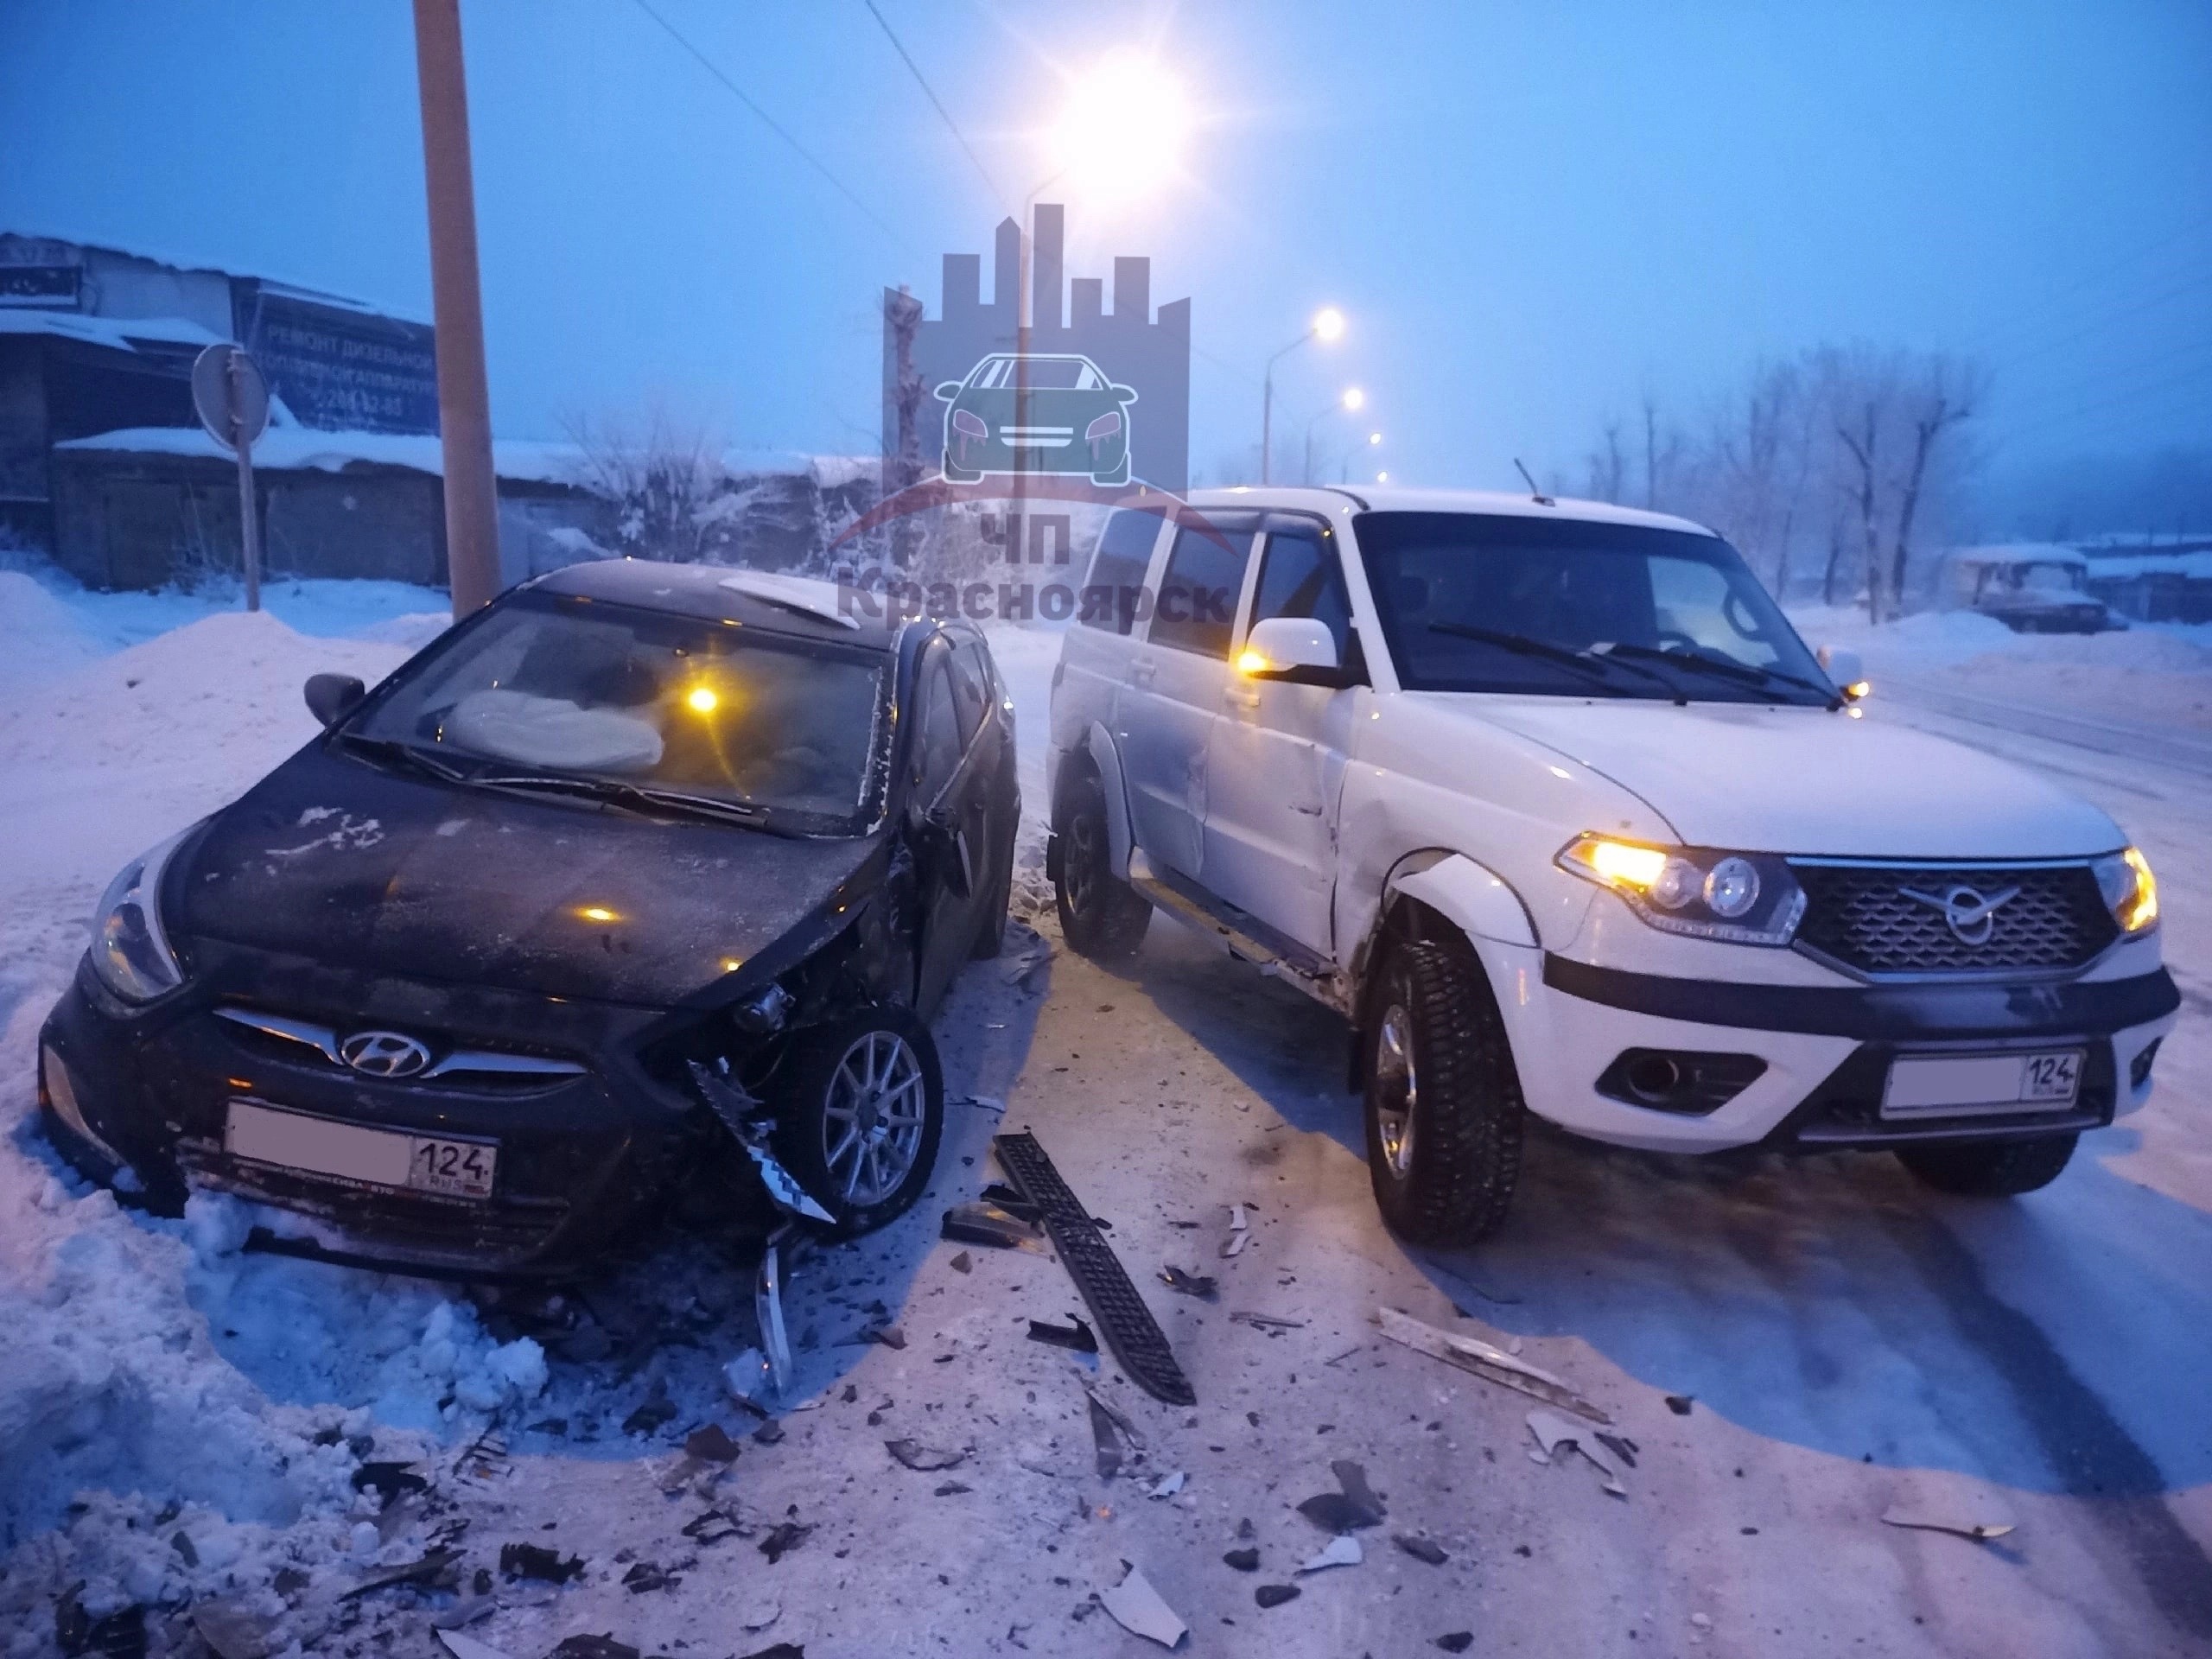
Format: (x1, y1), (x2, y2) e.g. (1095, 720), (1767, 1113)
(1262, 306), (1344, 485)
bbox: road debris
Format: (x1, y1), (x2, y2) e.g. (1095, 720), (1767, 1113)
(1147, 1471), (1186, 1499)
(758, 1521), (814, 1563)
(1332, 1460), (1386, 1516)
(1297, 1460), (1387, 1531)
(682, 1509), (747, 1545)
(1527, 1409), (1628, 1497)
(1097, 1561), (1189, 1649)
(1665, 1394), (1695, 1415)
(684, 1423), (742, 1463)
(431, 1594), (497, 1630)
(345, 1547), (462, 1599)
(1230, 1311), (1303, 1332)
(499, 1542), (585, 1583)
(1880, 1504), (2017, 1542)
(871, 1325), (908, 1350)
(941, 1200), (1045, 1251)
(1298, 1534), (1364, 1573)
(958, 1093), (1008, 1115)
(1376, 1306), (1610, 1424)
(549, 1640), (640, 1659)
(1223, 1547), (1260, 1572)
(1159, 1265), (1218, 1300)
(738, 1646), (806, 1659)
(995, 1131), (1196, 1406)
(1254, 1584), (1300, 1609)
(351, 1460), (428, 1504)
(189, 1600), (270, 1659)
(1027, 1316), (1100, 1353)
(1221, 1230), (1253, 1259)
(623, 1559), (681, 1593)
(1437, 1633), (1475, 1653)
(1088, 1395), (1128, 1479)
(950, 1250), (974, 1274)
(435, 1633), (514, 1659)
(723, 1347), (772, 1406)
(886, 1439), (967, 1471)
(1394, 1534), (1449, 1566)
(753, 1420), (786, 1446)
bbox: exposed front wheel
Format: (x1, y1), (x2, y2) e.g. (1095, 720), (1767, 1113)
(773, 1007), (944, 1236)
(1896, 1134), (2076, 1196)
(1053, 766), (1151, 961)
(1363, 936), (1523, 1246)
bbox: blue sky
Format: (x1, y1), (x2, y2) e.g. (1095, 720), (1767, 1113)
(3, 0), (2208, 519)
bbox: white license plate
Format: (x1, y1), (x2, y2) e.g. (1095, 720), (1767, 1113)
(1881, 1050), (2083, 1119)
(225, 1100), (496, 1199)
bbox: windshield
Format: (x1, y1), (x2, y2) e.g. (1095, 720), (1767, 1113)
(346, 592), (891, 834)
(1354, 512), (1831, 704)
(2015, 563), (2085, 594)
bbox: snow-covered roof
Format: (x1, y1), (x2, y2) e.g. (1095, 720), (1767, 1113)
(1945, 541), (2088, 568)
(723, 449), (877, 490)
(2, 226), (431, 326)
(0, 308), (222, 353)
(55, 425), (588, 486)
(2085, 550), (2212, 581)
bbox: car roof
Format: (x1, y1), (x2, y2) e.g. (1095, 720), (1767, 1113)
(528, 557), (903, 647)
(1176, 484), (1719, 538)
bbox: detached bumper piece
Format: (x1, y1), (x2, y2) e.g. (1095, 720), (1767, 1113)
(993, 1131), (1195, 1407)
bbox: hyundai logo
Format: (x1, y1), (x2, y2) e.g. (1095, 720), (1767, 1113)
(339, 1029), (433, 1078)
(1898, 882), (2021, 946)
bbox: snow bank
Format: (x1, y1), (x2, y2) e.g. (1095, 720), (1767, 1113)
(0, 573), (105, 696)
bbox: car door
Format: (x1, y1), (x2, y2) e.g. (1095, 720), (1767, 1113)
(1201, 514), (1363, 956)
(909, 639), (983, 1017)
(1119, 512), (1258, 881)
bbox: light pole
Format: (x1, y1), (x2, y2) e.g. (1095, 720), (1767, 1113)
(1262, 307), (1344, 485)
(1302, 386), (1365, 486)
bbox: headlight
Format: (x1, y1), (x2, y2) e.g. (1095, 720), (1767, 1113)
(1558, 833), (1805, 946)
(2093, 846), (2158, 935)
(90, 829), (192, 1002)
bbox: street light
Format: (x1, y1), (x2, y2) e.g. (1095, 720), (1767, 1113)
(1262, 306), (1346, 486)
(1303, 386), (1368, 485)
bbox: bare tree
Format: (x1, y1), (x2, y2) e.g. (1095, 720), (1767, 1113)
(562, 406), (729, 563)
(1888, 357), (1986, 614)
(1585, 421), (1629, 503)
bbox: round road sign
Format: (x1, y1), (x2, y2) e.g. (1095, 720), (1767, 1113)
(191, 344), (270, 452)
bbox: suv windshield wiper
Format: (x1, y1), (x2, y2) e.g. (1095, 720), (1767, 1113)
(1599, 641), (1838, 706)
(334, 732), (474, 784)
(467, 771), (771, 827)
(1427, 622), (1675, 696)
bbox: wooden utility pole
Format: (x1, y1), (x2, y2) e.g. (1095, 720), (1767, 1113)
(412, 0), (502, 617)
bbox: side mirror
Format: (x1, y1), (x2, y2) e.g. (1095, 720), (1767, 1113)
(304, 672), (366, 728)
(933, 382), (962, 401)
(1237, 617), (1340, 683)
(1109, 385), (1138, 403)
(1815, 645), (1868, 700)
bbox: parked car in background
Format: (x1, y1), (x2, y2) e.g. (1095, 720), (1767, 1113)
(1945, 543), (2125, 632)
(40, 562), (1020, 1274)
(1047, 488), (2175, 1243)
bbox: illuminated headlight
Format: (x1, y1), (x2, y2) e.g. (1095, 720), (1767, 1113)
(89, 829), (193, 1002)
(1558, 834), (1805, 946)
(2093, 847), (2158, 935)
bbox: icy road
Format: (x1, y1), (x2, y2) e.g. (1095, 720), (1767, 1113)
(0, 573), (2207, 1657)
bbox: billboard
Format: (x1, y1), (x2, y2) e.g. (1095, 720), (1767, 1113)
(232, 281), (439, 434)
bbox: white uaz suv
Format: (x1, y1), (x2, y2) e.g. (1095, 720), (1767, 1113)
(1044, 487), (2176, 1243)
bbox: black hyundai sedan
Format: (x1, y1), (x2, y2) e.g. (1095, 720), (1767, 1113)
(37, 560), (1020, 1274)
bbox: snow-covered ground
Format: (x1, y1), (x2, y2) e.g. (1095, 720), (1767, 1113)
(1, 574), (2208, 1656)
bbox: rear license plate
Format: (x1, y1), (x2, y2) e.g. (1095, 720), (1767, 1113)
(225, 1100), (496, 1199)
(1881, 1050), (2083, 1119)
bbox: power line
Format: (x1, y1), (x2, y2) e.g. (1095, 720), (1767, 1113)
(861, 0), (1006, 212)
(632, 0), (910, 251)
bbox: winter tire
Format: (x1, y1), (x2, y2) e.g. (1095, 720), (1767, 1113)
(1895, 1133), (2076, 1197)
(773, 1006), (944, 1236)
(1053, 765), (1150, 961)
(1363, 935), (1524, 1245)
(970, 759), (1017, 960)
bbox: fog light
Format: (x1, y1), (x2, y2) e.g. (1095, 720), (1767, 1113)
(2130, 1038), (2161, 1090)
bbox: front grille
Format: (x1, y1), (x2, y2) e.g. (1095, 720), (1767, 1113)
(1790, 862), (2118, 976)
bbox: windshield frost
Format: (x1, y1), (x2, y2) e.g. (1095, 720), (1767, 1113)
(1355, 512), (1830, 702)
(348, 594), (890, 830)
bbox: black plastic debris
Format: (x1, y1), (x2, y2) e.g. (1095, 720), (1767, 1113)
(622, 1395), (678, 1436)
(1437, 1635), (1475, 1653)
(1088, 1395), (1126, 1480)
(622, 1560), (679, 1594)
(1665, 1395), (1694, 1416)
(1223, 1548), (1260, 1573)
(942, 1201), (1043, 1250)
(1027, 1317), (1099, 1354)
(1332, 1460), (1387, 1518)
(934, 1482), (972, 1497)
(758, 1522), (813, 1563)
(1254, 1585), (1300, 1610)
(683, 1509), (746, 1545)
(753, 1421), (787, 1446)
(55, 1586), (146, 1659)
(549, 1638), (640, 1659)
(873, 1325), (908, 1350)
(1596, 1432), (1639, 1470)
(1159, 1266), (1218, 1301)
(684, 1424), (742, 1464)
(739, 1644), (806, 1659)
(1394, 1534), (1449, 1566)
(886, 1439), (966, 1471)
(950, 1250), (974, 1274)
(499, 1542), (584, 1584)
(351, 1461), (429, 1504)
(345, 1547), (463, 1600)
(994, 1132), (1196, 1406)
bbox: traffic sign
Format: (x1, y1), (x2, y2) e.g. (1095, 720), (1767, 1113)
(191, 343), (270, 451)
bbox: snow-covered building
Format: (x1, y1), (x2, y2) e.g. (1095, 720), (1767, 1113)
(2078, 534), (2212, 625)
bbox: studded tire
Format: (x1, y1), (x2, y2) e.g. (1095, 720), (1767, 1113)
(1895, 1133), (2077, 1197)
(1053, 765), (1151, 962)
(1363, 935), (1524, 1246)
(772, 1006), (945, 1236)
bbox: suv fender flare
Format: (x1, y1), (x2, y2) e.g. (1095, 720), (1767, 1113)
(1052, 724), (1135, 881)
(1386, 853), (1539, 950)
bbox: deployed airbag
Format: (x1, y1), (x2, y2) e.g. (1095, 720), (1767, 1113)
(445, 689), (664, 773)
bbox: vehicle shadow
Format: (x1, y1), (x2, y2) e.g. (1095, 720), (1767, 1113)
(175, 940), (1048, 1462)
(1119, 913), (2212, 1501)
